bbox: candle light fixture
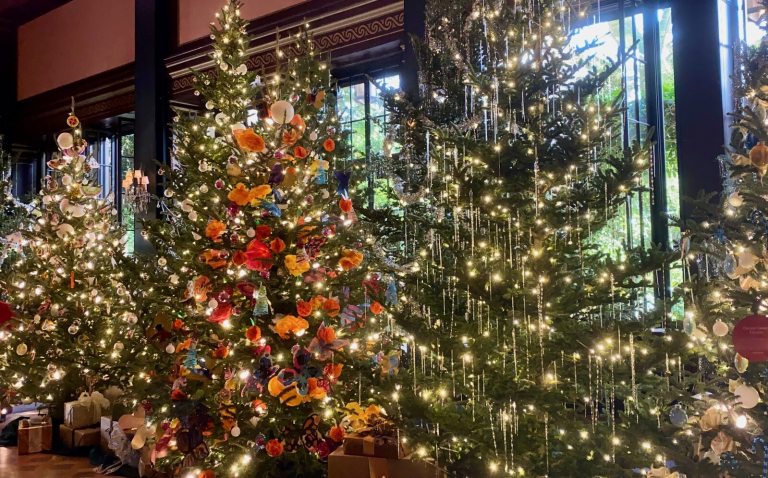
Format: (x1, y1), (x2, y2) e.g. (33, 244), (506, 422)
(122, 169), (150, 213)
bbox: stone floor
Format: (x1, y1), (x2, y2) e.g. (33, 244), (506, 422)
(0, 446), (103, 478)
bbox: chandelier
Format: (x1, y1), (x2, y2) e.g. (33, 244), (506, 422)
(122, 169), (150, 213)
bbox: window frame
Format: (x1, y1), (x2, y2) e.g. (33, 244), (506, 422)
(337, 69), (402, 210)
(576, 1), (678, 300)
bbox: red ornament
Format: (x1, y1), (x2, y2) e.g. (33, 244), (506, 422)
(732, 314), (768, 362)
(0, 301), (14, 327)
(66, 114), (80, 128)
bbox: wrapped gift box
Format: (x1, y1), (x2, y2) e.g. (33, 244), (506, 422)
(343, 429), (405, 459)
(64, 391), (110, 429)
(328, 448), (446, 478)
(60, 424), (100, 449)
(18, 417), (52, 455)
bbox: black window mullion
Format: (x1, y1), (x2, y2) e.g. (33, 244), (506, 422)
(643, 0), (671, 301)
(364, 81), (374, 210)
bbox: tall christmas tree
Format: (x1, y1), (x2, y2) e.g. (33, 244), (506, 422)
(0, 106), (141, 408)
(364, 0), (686, 476)
(134, 2), (389, 476)
(679, 7), (768, 476)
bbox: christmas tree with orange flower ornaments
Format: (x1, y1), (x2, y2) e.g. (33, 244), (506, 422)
(133, 2), (390, 476)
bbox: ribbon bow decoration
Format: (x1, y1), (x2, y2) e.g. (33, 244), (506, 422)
(77, 391), (111, 424)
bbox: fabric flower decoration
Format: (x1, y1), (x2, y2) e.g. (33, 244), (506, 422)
(293, 145), (308, 159)
(338, 249), (364, 271)
(306, 377), (327, 400)
(233, 128), (266, 153)
(285, 255), (310, 277)
(249, 184), (272, 204)
(322, 298), (340, 317)
(245, 326), (262, 342)
(369, 301), (384, 315)
(209, 303), (233, 323)
(342, 402), (385, 431)
(282, 129), (302, 146)
(255, 224), (272, 239)
(213, 344), (229, 359)
(309, 324), (349, 360)
(290, 114), (306, 133)
(251, 399), (267, 414)
(265, 438), (284, 457)
(281, 115), (306, 145)
(328, 425), (344, 443)
(205, 219), (226, 242)
(228, 183), (251, 206)
(184, 276), (212, 302)
(269, 237), (286, 254)
(296, 300), (312, 317)
(232, 251), (246, 266)
(274, 315), (309, 339)
(244, 240), (273, 272)
(200, 250), (228, 269)
(323, 138), (335, 152)
(171, 389), (187, 401)
(310, 295), (326, 310)
(339, 198), (353, 213)
(323, 363), (343, 384)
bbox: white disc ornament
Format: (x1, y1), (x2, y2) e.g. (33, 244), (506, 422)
(16, 343), (28, 356)
(712, 320), (729, 337)
(165, 344), (176, 354)
(270, 100), (295, 124)
(57, 132), (74, 150)
(735, 384), (760, 409)
(231, 425), (241, 437)
(113, 342), (124, 352)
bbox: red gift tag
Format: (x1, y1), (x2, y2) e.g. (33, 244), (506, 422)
(733, 314), (768, 362)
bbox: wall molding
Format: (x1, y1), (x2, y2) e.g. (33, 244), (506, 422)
(14, 0), (405, 141)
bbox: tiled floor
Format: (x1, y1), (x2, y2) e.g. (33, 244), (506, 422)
(0, 446), (103, 478)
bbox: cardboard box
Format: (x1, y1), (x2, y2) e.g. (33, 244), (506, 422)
(328, 448), (447, 478)
(18, 418), (52, 455)
(344, 431), (404, 459)
(60, 424), (100, 449)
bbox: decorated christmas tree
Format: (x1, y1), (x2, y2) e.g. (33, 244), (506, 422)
(362, 0), (690, 475)
(0, 106), (141, 409)
(678, 8), (768, 476)
(133, 2), (390, 476)
(0, 147), (27, 274)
